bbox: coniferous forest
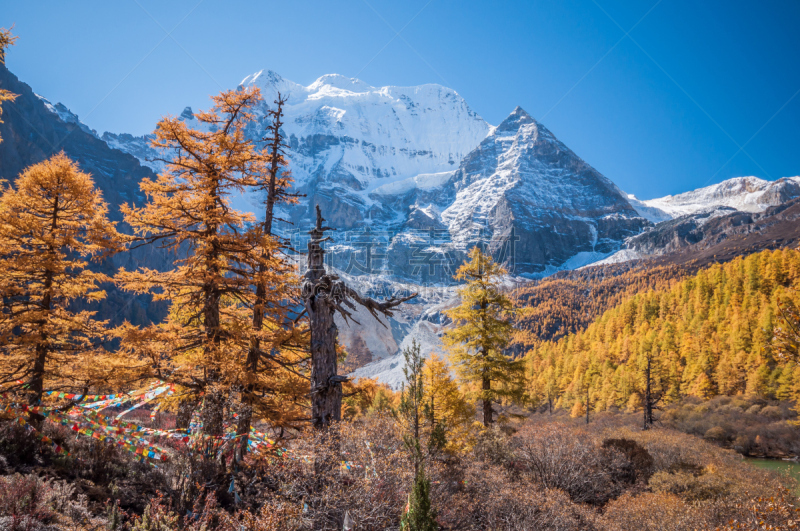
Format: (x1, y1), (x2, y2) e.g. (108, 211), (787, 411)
(2, 11), (800, 531)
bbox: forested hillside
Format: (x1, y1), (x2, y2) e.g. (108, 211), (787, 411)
(526, 248), (800, 412)
(511, 262), (688, 349)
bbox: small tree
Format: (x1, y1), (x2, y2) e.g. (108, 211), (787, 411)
(397, 340), (437, 531)
(400, 467), (437, 531)
(422, 353), (473, 452)
(0, 153), (120, 411)
(543, 367), (561, 415)
(443, 247), (524, 426)
(398, 340), (427, 471)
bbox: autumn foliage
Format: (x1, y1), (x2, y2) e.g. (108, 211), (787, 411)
(444, 247), (524, 426)
(113, 86), (306, 435)
(0, 153), (120, 407)
(526, 249), (800, 414)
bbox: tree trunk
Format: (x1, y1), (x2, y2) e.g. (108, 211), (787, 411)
(234, 400), (253, 462)
(200, 209), (224, 438)
(643, 356), (653, 430)
(585, 388), (590, 425)
(28, 269), (54, 428)
(305, 207), (342, 429)
(303, 206), (414, 431)
(482, 374), (493, 426)
(30, 198), (59, 415)
(309, 297), (341, 428)
(175, 397), (198, 430)
(200, 386), (225, 437)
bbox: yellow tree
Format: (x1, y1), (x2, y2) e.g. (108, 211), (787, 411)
(0, 153), (120, 411)
(237, 92), (306, 444)
(0, 26), (19, 143)
(115, 87), (300, 437)
(443, 247), (524, 426)
(422, 353), (474, 451)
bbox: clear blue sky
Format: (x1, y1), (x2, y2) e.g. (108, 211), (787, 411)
(3, 0), (799, 199)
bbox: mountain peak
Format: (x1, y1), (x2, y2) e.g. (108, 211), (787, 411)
(495, 106), (537, 134)
(179, 107), (194, 121)
(636, 175), (800, 220)
(240, 69), (284, 87)
(35, 94), (98, 137)
(308, 73), (373, 92)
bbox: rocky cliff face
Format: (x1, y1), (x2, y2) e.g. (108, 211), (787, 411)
(438, 107), (649, 277)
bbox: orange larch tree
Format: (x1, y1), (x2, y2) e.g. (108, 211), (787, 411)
(0, 153), (120, 413)
(114, 86), (301, 437)
(237, 92), (307, 445)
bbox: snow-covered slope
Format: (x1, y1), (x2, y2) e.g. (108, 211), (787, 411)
(631, 176), (800, 221)
(36, 95), (98, 138)
(105, 70), (491, 229)
(102, 71), (649, 281)
(407, 106), (649, 278)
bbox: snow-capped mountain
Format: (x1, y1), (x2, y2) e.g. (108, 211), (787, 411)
(597, 176), (800, 266)
(375, 106), (649, 280)
(105, 73), (649, 280)
(8, 61), (800, 386)
(36, 94), (99, 138)
(107, 70), (491, 229)
(629, 176), (800, 222)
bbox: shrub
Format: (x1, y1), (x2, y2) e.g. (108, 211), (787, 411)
(732, 435), (752, 454)
(704, 426), (728, 442)
(130, 496), (179, 531)
(512, 423), (618, 505)
(745, 404), (762, 415)
(599, 491), (710, 531)
(711, 487), (800, 530)
(761, 405), (784, 419)
(601, 438), (654, 483)
(649, 469), (731, 501)
(0, 474), (55, 528)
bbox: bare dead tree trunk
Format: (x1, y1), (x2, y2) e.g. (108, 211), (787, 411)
(585, 386), (590, 425)
(302, 206), (416, 430)
(304, 208), (341, 429)
(238, 94), (294, 449)
(643, 355), (653, 430)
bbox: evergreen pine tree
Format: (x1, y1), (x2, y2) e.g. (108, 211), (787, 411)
(400, 465), (437, 531)
(398, 339), (427, 472)
(398, 340), (437, 531)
